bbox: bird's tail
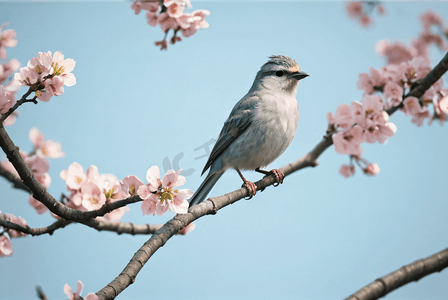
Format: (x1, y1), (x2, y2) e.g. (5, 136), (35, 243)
(189, 172), (223, 208)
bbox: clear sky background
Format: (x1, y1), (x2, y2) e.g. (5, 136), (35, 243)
(1, 1), (448, 300)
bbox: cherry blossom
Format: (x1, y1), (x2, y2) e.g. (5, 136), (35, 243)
(179, 222), (196, 235)
(339, 164), (355, 178)
(0, 235), (13, 257)
(137, 166), (193, 216)
(438, 95), (448, 115)
(0, 22), (17, 60)
(130, 0), (210, 50)
(345, 1), (385, 28)
(64, 281), (83, 300)
(364, 163), (380, 176)
(0, 59), (20, 84)
(14, 51), (76, 102)
(29, 127), (65, 159)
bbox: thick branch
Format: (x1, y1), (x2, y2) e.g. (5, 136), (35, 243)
(344, 248), (448, 300)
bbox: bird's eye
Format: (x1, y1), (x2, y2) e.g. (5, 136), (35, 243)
(275, 70), (284, 77)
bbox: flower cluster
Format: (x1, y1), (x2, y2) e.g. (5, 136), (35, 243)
(60, 163), (131, 221)
(0, 22), (17, 60)
(376, 11), (448, 65)
(0, 23), (20, 126)
(131, 0), (210, 50)
(346, 1), (385, 28)
(359, 55), (446, 126)
(59, 163), (193, 220)
(327, 94), (397, 177)
(137, 166), (193, 216)
(64, 281), (98, 300)
(0, 211), (28, 257)
(14, 51), (76, 102)
(331, 10), (447, 178)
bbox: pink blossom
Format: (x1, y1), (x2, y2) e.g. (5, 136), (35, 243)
(178, 10), (210, 38)
(332, 125), (364, 156)
(364, 163), (380, 176)
(60, 162), (86, 190)
(29, 127), (45, 148)
(81, 180), (106, 211)
(0, 59), (20, 84)
(131, 1), (159, 15)
(402, 56), (431, 83)
(64, 281), (83, 300)
(411, 107), (431, 126)
(327, 103), (353, 129)
(383, 81), (403, 106)
(339, 164), (355, 178)
(85, 293), (99, 300)
(25, 155), (49, 175)
(438, 95), (448, 115)
(0, 23), (18, 60)
(346, 1), (363, 19)
(0, 235), (13, 257)
(27, 51), (53, 78)
(29, 196), (48, 214)
(52, 51), (76, 87)
(375, 40), (415, 65)
(138, 166), (192, 216)
(356, 67), (385, 94)
(165, 0), (186, 18)
(35, 172), (51, 188)
(147, 11), (159, 27)
(15, 66), (39, 86)
(121, 175), (144, 197)
(0, 85), (14, 115)
(420, 11), (443, 31)
(402, 96), (422, 116)
(377, 5), (386, 16)
(158, 12), (179, 32)
(360, 15), (372, 28)
(179, 222), (196, 235)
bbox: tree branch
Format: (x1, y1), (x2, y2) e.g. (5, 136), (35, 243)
(0, 163), (31, 193)
(96, 52), (448, 299)
(0, 87), (36, 123)
(344, 248), (448, 300)
(0, 215), (174, 237)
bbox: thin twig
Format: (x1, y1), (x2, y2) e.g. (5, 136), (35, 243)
(0, 87), (36, 123)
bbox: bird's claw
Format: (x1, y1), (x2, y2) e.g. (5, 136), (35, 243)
(270, 169), (284, 187)
(242, 181), (257, 200)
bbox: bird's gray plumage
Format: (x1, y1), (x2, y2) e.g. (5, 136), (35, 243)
(189, 55), (308, 207)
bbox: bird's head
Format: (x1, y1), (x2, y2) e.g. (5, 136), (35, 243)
(251, 55), (309, 95)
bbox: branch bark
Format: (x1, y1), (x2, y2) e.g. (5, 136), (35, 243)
(344, 248), (448, 300)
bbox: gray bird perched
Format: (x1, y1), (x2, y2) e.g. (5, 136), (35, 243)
(188, 55), (308, 207)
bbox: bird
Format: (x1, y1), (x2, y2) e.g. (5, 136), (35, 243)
(188, 55), (308, 208)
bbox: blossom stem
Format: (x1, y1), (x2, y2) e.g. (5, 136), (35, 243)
(0, 87), (37, 123)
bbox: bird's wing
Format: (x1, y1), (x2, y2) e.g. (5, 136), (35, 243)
(201, 96), (258, 175)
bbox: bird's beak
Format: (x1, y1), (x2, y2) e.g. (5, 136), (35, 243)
(292, 71), (309, 80)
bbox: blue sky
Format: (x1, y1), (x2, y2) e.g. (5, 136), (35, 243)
(1, 1), (448, 300)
